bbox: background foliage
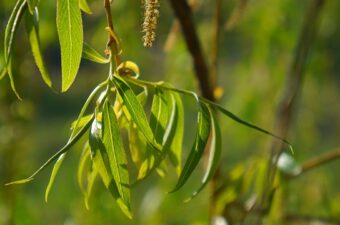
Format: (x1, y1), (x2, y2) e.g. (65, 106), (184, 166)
(0, 0), (339, 224)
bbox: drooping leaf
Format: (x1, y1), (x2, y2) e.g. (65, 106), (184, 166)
(82, 42), (109, 64)
(112, 75), (161, 152)
(170, 100), (211, 193)
(57, 0), (83, 92)
(7, 58), (21, 99)
(137, 88), (176, 180)
(45, 154), (65, 202)
(4, 0), (27, 63)
(0, 67), (6, 80)
(128, 123), (147, 170)
(6, 116), (93, 185)
(25, 8), (53, 88)
(166, 87), (184, 176)
(44, 81), (106, 200)
(127, 78), (293, 152)
(27, 0), (39, 14)
(89, 109), (132, 219)
(79, 0), (92, 14)
(185, 107), (222, 201)
(4, 0), (27, 99)
(102, 100), (131, 216)
(77, 142), (98, 209)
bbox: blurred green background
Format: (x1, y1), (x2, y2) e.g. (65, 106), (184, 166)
(0, 0), (339, 224)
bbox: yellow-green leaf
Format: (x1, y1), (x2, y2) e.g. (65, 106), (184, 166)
(57, 0), (83, 92)
(170, 100), (211, 193)
(79, 0), (92, 14)
(82, 42), (109, 64)
(25, 8), (53, 88)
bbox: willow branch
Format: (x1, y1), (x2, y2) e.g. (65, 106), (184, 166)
(168, 0), (215, 101)
(104, 0), (121, 67)
(252, 0), (326, 222)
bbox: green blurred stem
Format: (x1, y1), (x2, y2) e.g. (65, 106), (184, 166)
(252, 0), (326, 223)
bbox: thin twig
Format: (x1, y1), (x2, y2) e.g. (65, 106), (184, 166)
(104, 0), (121, 67)
(291, 149), (340, 179)
(168, 0), (215, 101)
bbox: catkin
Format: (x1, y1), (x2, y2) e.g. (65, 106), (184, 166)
(142, 0), (159, 47)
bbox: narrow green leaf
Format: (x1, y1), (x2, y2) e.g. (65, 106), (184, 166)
(167, 88), (184, 176)
(82, 42), (109, 64)
(25, 8), (53, 88)
(45, 154), (65, 202)
(6, 116), (93, 186)
(185, 107), (222, 201)
(170, 100), (211, 193)
(7, 58), (21, 100)
(71, 114), (93, 131)
(0, 67), (6, 80)
(27, 0), (39, 14)
(44, 83), (105, 200)
(77, 142), (98, 209)
(126, 78), (293, 152)
(128, 123), (147, 169)
(112, 75), (161, 152)
(137, 88), (176, 180)
(4, 0), (27, 99)
(4, 0), (27, 62)
(44, 82), (106, 200)
(102, 100), (131, 216)
(57, 0), (83, 92)
(79, 0), (92, 14)
(89, 110), (132, 219)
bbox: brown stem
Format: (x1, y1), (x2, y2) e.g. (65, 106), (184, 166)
(251, 0), (326, 223)
(292, 149), (340, 178)
(168, 0), (215, 101)
(104, 0), (121, 67)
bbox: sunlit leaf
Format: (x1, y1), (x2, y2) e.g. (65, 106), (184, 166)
(27, 0), (39, 14)
(57, 0), (83, 92)
(166, 87), (184, 176)
(82, 42), (109, 64)
(71, 114), (93, 131)
(25, 8), (53, 88)
(112, 75), (161, 152)
(117, 61), (140, 78)
(89, 109), (132, 219)
(185, 107), (221, 201)
(44, 82), (106, 201)
(79, 0), (92, 14)
(170, 99), (211, 193)
(102, 100), (131, 216)
(77, 142), (98, 209)
(45, 154), (65, 202)
(128, 123), (147, 169)
(6, 116), (93, 185)
(4, 0), (27, 99)
(4, 0), (27, 62)
(0, 67), (6, 80)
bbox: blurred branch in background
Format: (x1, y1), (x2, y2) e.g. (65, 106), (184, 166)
(250, 0), (326, 223)
(168, 0), (215, 101)
(290, 148), (340, 179)
(225, 0), (249, 31)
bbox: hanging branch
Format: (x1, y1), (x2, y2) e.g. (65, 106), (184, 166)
(168, 0), (215, 101)
(252, 0), (326, 222)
